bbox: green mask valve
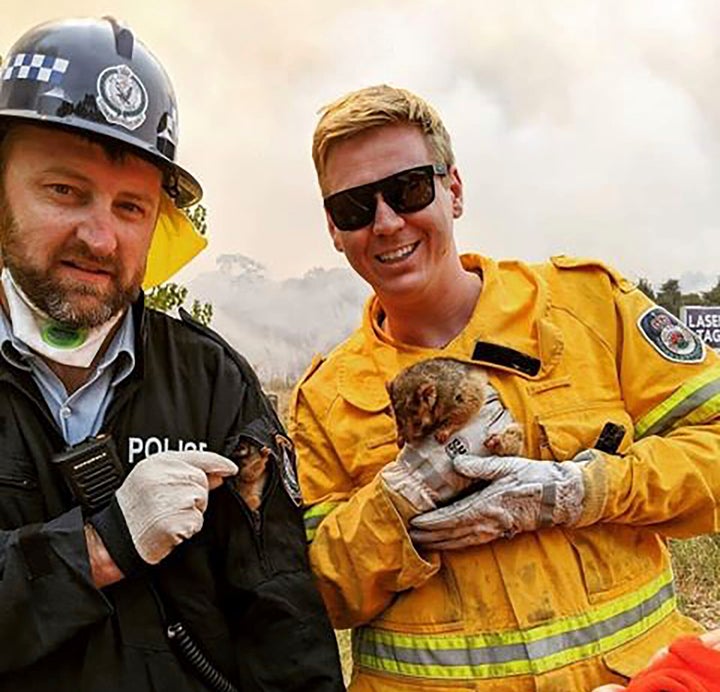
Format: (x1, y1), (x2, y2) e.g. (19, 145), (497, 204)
(41, 323), (89, 349)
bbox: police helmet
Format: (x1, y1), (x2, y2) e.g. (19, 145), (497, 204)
(0, 16), (201, 208)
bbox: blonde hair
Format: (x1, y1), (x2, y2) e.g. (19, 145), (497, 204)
(312, 84), (454, 195)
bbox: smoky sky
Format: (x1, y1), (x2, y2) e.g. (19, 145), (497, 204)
(3, 0), (720, 287)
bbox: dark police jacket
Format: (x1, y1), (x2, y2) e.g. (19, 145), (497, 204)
(0, 302), (345, 691)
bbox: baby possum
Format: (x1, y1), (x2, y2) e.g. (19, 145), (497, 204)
(387, 357), (524, 455)
(228, 441), (271, 511)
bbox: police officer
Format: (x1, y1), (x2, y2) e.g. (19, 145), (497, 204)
(290, 84), (720, 690)
(0, 17), (343, 692)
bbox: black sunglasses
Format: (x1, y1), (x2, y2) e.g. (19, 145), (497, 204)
(324, 163), (448, 231)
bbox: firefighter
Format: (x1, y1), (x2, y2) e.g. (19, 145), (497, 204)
(0, 17), (343, 691)
(290, 84), (720, 690)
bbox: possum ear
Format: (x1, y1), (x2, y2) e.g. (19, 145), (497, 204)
(417, 382), (437, 410)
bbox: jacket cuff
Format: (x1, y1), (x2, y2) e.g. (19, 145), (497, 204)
(89, 497), (146, 577)
(381, 481), (424, 523)
(576, 450), (610, 527)
(376, 478), (441, 572)
(334, 475), (440, 584)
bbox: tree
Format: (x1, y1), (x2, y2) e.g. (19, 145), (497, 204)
(681, 292), (702, 306)
(145, 204), (213, 326)
(636, 278), (656, 301)
(703, 276), (720, 307)
(656, 279), (682, 317)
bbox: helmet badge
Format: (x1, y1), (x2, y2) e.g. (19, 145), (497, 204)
(96, 64), (148, 131)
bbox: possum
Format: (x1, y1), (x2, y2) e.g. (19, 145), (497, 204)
(228, 440), (271, 511)
(386, 357), (524, 455)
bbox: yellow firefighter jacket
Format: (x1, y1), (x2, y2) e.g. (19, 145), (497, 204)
(289, 254), (720, 691)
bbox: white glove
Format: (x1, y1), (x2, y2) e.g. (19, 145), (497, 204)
(381, 385), (520, 515)
(116, 450), (238, 564)
(409, 454), (586, 549)
(381, 443), (475, 515)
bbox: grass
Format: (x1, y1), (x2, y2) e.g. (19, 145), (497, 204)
(266, 381), (292, 424)
(335, 631), (353, 685)
(670, 535), (720, 630)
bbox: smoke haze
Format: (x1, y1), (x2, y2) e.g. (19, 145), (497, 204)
(3, 1), (720, 292)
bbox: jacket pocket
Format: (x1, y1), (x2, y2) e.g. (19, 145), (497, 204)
(373, 562), (463, 628)
(538, 405), (657, 600)
(563, 524), (668, 600)
(602, 609), (702, 678)
(0, 467), (44, 528)
(536, 402), (633, 461)
(344, 413), (400, 485)
(0, 472), (37, 491)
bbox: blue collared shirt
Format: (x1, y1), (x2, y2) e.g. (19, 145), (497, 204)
(0, 309), (136, 445)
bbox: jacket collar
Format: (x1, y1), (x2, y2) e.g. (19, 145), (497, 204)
(455, 254), (564, 377)
(131, 293), (147, 381)
(337, 254), (564, 410)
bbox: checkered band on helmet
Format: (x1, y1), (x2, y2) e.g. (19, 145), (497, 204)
(0, 16), (201, 207)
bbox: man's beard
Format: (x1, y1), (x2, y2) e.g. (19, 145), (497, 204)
(0, 194), (142, 329)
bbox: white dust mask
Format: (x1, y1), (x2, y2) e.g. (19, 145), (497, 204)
(1, 268), (123, 367)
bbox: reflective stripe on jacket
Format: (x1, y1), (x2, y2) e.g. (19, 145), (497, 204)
(291, 254), (720, 691)
(354, 568), (675, 680)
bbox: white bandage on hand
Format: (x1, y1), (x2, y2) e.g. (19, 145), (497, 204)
(409, 454), (586, 549)
(116, 450), (238, 564)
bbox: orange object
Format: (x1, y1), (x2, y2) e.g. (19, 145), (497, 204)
(626, 636), (720, 691)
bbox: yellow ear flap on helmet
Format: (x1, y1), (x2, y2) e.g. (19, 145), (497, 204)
(142, 194), (208, 290)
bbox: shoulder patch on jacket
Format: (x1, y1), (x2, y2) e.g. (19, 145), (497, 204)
(637, 306), (706, 363)
(550, 255), (635, 293)
(275, 433), (303, 506)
